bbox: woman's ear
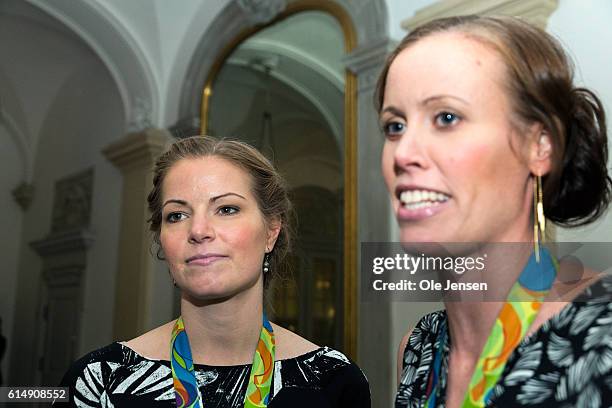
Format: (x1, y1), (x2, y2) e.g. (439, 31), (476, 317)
(528, 124), (553, 176)
(266, 218), (281, 252)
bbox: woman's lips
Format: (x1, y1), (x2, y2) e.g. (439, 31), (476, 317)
(186, 255), (228, 266)
(395, 188), (451, 222)
(396, 198), (449, 221)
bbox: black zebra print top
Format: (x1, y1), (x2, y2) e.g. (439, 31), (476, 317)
(396, 275), (612, 408)
(57, 344), (370, 407)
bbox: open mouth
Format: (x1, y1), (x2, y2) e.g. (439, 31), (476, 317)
(398, 189), (450, 210)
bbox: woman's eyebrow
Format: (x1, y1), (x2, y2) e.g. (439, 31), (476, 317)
(421, 94), (470, 106)
(381, 106), (406, 118)
(162, 199), (187, 209)
(210, 192), (246, 202)
(161, 193), (246, 209)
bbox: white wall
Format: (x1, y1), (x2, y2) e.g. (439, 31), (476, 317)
(550, 0), (612, 243)
(72, 60), (125, 355)
(387, 0), (437, 40)
(10, 58), (125, 384)
(5, 9), (126, 381)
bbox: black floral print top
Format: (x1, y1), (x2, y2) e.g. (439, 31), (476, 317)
(396, 275), (612, 408)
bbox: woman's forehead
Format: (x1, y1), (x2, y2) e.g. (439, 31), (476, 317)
(162, 157), (253, 197)
(386, 32), (508, 104)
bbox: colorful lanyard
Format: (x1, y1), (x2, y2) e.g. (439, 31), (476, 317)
(170, 314), (276, 408)
(424, 248), (558, 408)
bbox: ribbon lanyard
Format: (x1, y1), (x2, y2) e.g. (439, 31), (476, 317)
(425, 248), (557, 408)
(170, 314), (276, 408)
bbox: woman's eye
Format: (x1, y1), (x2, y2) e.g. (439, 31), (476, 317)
(382, 121), (405, 138)
(166, 212), (187, 223)
(218, 206), (239, 215)
(434, 112), (461, 128)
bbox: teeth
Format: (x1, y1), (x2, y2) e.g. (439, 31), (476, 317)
(399, 190), (450, 207)
(404, 201), (440, 210)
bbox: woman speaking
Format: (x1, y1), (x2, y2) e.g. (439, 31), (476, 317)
(376, 15), (612, 408)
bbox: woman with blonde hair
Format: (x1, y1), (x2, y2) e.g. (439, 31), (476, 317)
(59, 136), (370, 407)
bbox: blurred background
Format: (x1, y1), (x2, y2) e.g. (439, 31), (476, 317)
(1, 0), (610, 406)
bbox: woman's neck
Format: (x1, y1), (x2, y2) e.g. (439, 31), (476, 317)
(179, 285), (265, 366)
(444, 239), (533, 357)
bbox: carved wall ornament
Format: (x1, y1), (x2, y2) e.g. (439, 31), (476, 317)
(127, 96), (153, 132)
(235, 0), (288, 25)
(12, 182), (35, 210)
(51, 168), (94, 233)
(343, 37), (397, 92)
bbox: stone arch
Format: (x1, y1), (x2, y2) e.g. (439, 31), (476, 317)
(26, 0), (160, 129)
(173, 0), (389, 126)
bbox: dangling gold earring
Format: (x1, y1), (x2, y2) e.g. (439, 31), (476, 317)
(533, 174), (546, 263)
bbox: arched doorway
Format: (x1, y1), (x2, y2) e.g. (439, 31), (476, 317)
(200, 2), (357, 356)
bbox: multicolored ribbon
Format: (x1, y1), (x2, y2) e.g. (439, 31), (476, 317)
(170, 314), (276, 408)
(244, 318), (275, 408)
(424, 247), (557, 407)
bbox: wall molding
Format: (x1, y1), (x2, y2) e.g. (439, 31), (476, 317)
(344, 37), (397, 92)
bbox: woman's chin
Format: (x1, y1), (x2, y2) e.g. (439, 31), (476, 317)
(182, 289), (233, 305)
(398, 229), (468, 255)
(180, 282), (232, 302)
(179, 278), (262, 305)
(399, 228), (447, 245)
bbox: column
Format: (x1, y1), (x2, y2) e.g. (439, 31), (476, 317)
(344, 36), (398, 408)
(103, 128), (172, 340)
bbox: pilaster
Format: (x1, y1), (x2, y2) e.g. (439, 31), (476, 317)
(102, 128), (172, 340)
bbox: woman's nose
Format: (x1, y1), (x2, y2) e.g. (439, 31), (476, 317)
(188, 214), (214, 243)
(393, 128), (428, 174)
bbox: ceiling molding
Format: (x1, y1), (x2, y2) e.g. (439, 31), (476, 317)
(401, 0), (559, 31)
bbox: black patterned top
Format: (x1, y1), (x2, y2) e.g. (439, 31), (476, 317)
(57, 343), (370, 407)
(396, 275), (612, 408)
